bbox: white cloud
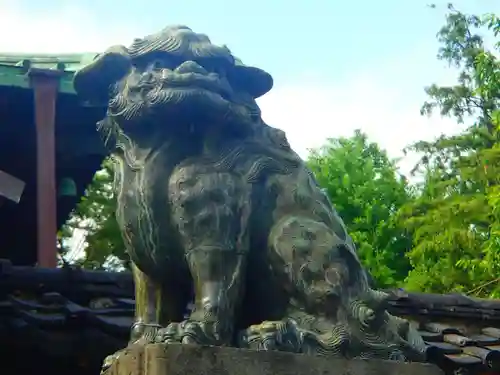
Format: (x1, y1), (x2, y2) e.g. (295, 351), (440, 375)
(259, 45), (468, 176)
(259, 76), (464, 176)
(0, 2), (467, 178)
(0, 2), (138, 52)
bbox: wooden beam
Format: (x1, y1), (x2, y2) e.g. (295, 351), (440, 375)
(29, 68), (63, 268)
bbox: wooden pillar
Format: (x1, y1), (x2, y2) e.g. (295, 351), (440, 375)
(29, 68), (62, 268)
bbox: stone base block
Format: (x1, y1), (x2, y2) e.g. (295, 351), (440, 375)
(105, 343), (443, 375)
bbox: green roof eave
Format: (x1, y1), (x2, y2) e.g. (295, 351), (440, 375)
(0, 52), (99, 95)
(0, 64), (75, 94)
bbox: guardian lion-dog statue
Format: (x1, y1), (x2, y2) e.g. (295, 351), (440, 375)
(73, 25), (426, 370)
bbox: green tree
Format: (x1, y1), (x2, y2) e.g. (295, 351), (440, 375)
(398, 5), (500, 297)
(61, 158), (126, 270)
(472, 15), (500, 296)
(307, 130), (413, 288)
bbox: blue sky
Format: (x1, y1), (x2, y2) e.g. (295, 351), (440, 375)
(1, 0), (500, 174)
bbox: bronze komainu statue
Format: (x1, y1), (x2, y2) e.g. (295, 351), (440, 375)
(73, 25), (426, 367)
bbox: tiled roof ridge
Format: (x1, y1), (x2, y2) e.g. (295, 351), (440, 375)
(386, 289), (500, 320)
(1, 259), (500, 320)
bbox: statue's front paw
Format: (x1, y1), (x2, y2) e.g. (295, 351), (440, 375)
(101, 322), (161, 374)
(155, 320), (226, 346)
(239, 319), (304, 353)
(100, 351), (123, 375)
(101, 354), (115, 375)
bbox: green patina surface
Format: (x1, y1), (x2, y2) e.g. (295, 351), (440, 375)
(0, 53), (98, 94)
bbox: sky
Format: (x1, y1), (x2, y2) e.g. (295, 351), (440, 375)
(1, 0), (499, 176)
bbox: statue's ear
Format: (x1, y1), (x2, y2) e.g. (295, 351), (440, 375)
(229, 57), (273, 98)
(73, 45), (132, 105)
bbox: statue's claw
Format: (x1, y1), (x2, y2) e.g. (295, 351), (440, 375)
(239, 319), (304, 353)
(155, 320), (226, 346)
(100, 322), (160, 374)
(100, 351), (121, 375)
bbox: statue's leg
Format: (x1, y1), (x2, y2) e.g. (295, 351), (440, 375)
(241, 214), (426, 360)
(130, 263), (186, 342)
(101, 264), (185, 373)
(240, 214), (348, 353)
(157, 168), (250, 346)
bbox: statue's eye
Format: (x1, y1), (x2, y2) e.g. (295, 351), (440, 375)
(151, 59), (168, 70)
(196, 59), (225, 76)
(149, 57), (179, 71)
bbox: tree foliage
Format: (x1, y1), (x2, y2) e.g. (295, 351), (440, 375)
(307, 130), (413, 288)
(397, 5), (500, 297)
(61, 158), (126, 270)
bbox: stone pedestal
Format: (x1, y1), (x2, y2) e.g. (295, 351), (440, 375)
(105, 343), (443, 375)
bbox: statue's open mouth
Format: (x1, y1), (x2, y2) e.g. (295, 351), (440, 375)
(130, 59), (234, 103)
(157, 70), (232, 101)
(109, 63), (235, 122)
(133, 73), (230, 101)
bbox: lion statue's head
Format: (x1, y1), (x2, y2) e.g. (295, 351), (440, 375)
(73, 25), (273, 134)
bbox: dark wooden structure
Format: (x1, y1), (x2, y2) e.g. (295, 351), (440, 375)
(0, 53), (106, 267)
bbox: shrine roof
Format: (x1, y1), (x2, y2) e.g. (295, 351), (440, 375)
(0, 53), (107, 266)
(0, 53), (98, 94)
(1, 259), (500, 375)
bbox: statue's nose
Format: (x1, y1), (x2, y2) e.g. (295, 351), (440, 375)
(175, 60), (208, 75)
